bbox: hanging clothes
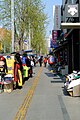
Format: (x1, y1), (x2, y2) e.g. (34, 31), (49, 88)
(0, 56), (7, 80)
(6, 56), (14, 76)
(14, 52), (23, 88)
(14, 62), (22, 87)
(23, 65), (29, 78)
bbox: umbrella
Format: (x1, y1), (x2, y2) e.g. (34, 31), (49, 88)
(11, 52), (16, 54)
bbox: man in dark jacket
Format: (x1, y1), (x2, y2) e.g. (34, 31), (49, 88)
(39, 56), (43, 67)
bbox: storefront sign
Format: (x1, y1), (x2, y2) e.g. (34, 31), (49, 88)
(66, 4), (79, 17)
(53, 5), (61, 30)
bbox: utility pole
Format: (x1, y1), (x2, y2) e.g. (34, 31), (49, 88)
(11, 0), (14, 52)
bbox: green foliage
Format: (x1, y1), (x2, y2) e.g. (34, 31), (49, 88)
(0, 28), (11, 53)
(0, 0), (48, 54)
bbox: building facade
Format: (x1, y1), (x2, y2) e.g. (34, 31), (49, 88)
(54, 0), (80, 73)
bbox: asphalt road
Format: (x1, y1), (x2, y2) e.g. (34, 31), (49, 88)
(0, 64), (80, 120)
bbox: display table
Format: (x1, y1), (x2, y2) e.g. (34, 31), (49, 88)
(67, 85), (80, 97)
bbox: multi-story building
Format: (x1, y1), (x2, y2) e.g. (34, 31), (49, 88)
(54, 0), (80, 73)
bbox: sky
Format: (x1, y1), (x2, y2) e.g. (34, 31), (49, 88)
(42, 0), (62, 37)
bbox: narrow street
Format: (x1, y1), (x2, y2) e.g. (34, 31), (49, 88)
(0, 64), (80, 120)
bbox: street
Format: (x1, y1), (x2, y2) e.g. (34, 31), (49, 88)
(0, 64), (80, 120)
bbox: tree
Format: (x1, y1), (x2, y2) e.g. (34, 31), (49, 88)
(0, 0), (48, 54)
(0, 28), (11, 53)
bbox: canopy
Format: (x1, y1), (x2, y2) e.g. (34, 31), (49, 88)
(61, 23), (80, 29)
(24, 49), (32, 53)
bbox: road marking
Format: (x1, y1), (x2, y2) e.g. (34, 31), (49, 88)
(58, 95), (71, 120)
(14, 67), (43, 120)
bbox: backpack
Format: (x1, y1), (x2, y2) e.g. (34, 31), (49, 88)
(22, 56), (26, 65)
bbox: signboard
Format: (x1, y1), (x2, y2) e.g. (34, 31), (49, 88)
(24, 40), (28, 45)
(53, 5), (61, 30)
(66, 4), (79, 17)
(61, 23), (80, 29)
(52, 30), (58, 45)
(51, 30), (58, 48)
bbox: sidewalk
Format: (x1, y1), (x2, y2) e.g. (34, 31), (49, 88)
(26, 65), (80, 120)
(0, 65), (80, 120)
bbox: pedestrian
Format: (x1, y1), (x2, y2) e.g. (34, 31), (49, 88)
(48, 55), (55, 67)
(43, 57), (47, 67)
(28, 56), (33, 77)
(39, 56), (43, 67)
(32, 56), (36, 67)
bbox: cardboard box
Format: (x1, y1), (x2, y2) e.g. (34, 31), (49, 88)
(67, 89), (73, 96)
(73, 85), (80, 97)
(4, 81), (13, 93)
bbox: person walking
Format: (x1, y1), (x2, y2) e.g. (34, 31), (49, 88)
(39, 56), (43, 67)
(43, 57), (47, 67)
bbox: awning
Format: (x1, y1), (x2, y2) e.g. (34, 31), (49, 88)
(11, 49), (33, 54)
(24, 49), (32, 53)
(61, 23), (80, 29)
(65, 29), (73, 38)
(53, 40), (68, 53)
